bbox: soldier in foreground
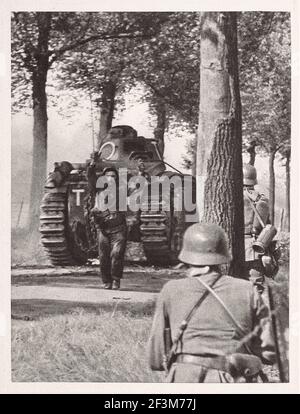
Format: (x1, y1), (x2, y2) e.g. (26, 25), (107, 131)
(243, 164), (279, 291)
(148, 223), (275, 383)
(88, 165), (127, 290)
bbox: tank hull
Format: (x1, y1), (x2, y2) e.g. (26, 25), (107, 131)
(39, 125), (196, 266)
(40, 172), (196, 266)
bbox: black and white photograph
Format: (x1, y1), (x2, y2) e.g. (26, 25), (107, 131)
(0, 0), (299, 394)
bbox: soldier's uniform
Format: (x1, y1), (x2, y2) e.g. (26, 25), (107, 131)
(96, 211), (127, 290)
(148, 223), (275, 383)
(243, 164), (278, 289)
(88, 165), (127, 290)
(244, 190), (269, 264)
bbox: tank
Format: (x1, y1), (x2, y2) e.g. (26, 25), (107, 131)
(39, 125), (196, 266)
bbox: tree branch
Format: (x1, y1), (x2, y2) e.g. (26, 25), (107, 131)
(48, 31), (152, 66)
(146, 80), (167, 101)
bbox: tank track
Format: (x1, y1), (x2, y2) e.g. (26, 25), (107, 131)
(39, 190), (85, 266)
(140, 213), (171, 264)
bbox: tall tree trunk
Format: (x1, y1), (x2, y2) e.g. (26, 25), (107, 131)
(153, 99), (167, 157)
(97, 79), (117, 149)
(285, 148), (290, 231)
(196, 12), (245, 277)
(247, 140), (257, 165)
(28, 13), (51, 240)
(191, 150), (196, 176)
(269, 148), (276, 225)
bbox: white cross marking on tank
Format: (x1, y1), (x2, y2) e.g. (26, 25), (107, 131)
(72, 189), (85, 206)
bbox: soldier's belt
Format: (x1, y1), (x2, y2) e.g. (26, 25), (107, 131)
(176, 354), (227, 371)
(176, 353), (262, 379)
(102, 215), (126, 229)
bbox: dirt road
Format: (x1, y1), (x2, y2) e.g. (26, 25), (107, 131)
(11, 264), (183, 319)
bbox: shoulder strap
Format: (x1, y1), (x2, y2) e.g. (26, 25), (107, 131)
(244, 190), (266, 228)
(183, 274), (222, 326)
(195, 277), (254, 355)
(245, 188), (261, 203)
(194, 278), (269, 382)
(166, 274), (222, 361)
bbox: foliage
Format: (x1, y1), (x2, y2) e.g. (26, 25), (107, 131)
(277, 232), (290, 265)
(11, 12), (172, 232)
(181, 12), (291, 171)
(238, 12), (291, 154)
(11, 12), (162, 112)
(11, 12), (84, 110)
(12, 11), (290, 144)
(128, 12), (201, 130)
(182, 135), (196, 170)
(52, 12), (201, 134)
(52, 13), (171, 113)
(11, 12), (37, 112)
(12, 11), (201, 158)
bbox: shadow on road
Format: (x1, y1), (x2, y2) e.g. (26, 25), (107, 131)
(11, 266), (183, 320)
(12, 267), (183, 293)
(12, 298), (156, 320)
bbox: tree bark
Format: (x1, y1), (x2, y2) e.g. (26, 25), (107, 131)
(97, 79), (117, 149)
(247, 140), (257, 165)
(28, 13), (51, 238)
(196, 12), (245, 277)
(269, 148), (276, 225)
(191, 151), (196, 177)
(284, 148), (290, 231)
(153, 99), (167, 157)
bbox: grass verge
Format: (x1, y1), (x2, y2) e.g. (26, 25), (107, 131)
(12, 304), (281, 383)
(12, 308), (163, 382)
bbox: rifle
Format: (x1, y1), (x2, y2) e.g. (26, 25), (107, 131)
(196, 277), (269, 383)
(267, 284), (288, 382)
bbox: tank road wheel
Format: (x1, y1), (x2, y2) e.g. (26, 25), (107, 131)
(39, 190), (88, 266)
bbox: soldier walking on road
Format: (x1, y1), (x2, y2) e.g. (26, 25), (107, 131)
(148, 223), (275, 383)
(88, 164), (127, 290)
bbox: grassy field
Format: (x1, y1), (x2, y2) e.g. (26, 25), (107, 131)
(12, 307), (164, 383)
(11, 236), (289, 383)
(11, 302), (284, 383)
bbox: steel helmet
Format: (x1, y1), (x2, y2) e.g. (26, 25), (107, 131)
(243, 164), (257, 186)
(179, 223), (231, 266)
